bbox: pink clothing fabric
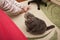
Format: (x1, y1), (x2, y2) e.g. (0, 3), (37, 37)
(0, 9), (27, 40)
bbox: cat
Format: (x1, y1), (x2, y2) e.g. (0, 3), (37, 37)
(24, 12), (55, 35)
(28, 0), (47, 10)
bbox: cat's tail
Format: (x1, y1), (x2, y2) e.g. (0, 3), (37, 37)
(46, 25), (55, 31)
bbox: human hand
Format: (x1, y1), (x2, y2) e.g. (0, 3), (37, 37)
(20, 6), (30, 13)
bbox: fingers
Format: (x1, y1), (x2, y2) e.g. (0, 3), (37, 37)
(20, 5), (31, 14)
(22, 6), (30, 13)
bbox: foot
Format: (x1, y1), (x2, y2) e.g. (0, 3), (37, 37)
(38, 7), (40, 10)
(28, 2), (30, 5)
(45, 3), (47, 7)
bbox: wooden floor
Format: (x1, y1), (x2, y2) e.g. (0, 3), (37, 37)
(16, 0), (25, 2)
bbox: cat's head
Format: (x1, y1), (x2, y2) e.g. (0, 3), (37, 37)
(24, 12), (35, 22)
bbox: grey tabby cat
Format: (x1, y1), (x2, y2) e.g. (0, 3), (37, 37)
(24, 12), (55, 35)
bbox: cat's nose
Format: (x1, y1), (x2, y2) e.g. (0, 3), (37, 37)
(24, 12), (31, 18)
(24, 13), (28, 18)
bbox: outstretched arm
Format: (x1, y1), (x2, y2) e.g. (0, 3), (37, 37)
(0, 0), (29, 16)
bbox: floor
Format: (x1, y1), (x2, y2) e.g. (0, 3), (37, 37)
(51, 0), (60, 5)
